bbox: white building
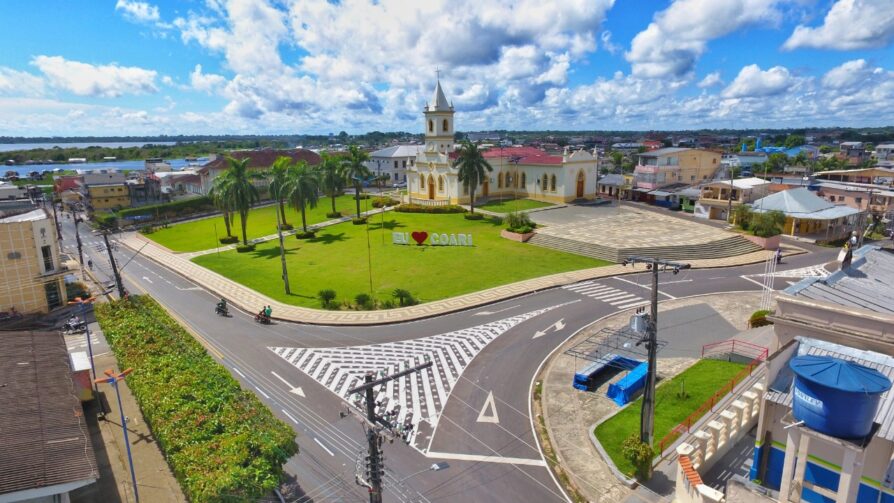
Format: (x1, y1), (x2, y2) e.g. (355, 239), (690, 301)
(366, 145), (423, 185)
(407, 80), (599, 204)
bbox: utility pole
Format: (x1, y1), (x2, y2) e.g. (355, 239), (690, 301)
(727, 164), (734, 223)
(622, 256), (690, 445)
(72, 210), (86, 280)
(103, 231), (126, 298)
(50, 198), (62, 247)
(347, 361), (433, 503)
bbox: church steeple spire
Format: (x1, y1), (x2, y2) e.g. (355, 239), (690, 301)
(423, 74), (455, 153)
(429, 79), (452, 112)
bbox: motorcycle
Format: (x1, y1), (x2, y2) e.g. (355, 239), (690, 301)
(254, 312), (271, 325)
(63, 319), (86, 333)
(215, 305), (230, 317)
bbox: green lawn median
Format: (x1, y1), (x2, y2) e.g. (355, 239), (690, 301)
(477, 198), (554, 213)
(146, 194), (360, 252)
(594, 359), (746, 476)
(95, 296), (297, 502)
(192, 211), (610, 309)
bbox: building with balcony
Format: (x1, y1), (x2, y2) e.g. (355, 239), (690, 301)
(877, 144), (894, 161)
(633, 147), (721, 191)
(750, 187), (862, 242)
(815, 181), (894, 219)
(695, 177), (771, 220)
(0, 208), (66, 314)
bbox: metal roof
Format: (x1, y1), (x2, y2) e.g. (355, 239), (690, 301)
(639, 147), (690, 157)
(0, 331), (98, 497)
(369, 145), (424, 158)
(705, 177), (771, 189)
(785, 246), (894, 315)
(766, 337), (894, 442)
(598, 174), (625, 186)
(648, 190), (672, 197)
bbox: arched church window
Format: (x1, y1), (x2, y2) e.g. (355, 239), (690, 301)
(438, 176), (445, 192)
(542, 174), (548, 191)
(521, 172), (526, 188)
(428, 120), (433, 133)
(420, 174), (425, 188)
(442, 119), (449, 132)
(550, 175), (556, 191)
(498, 173), (503, 188)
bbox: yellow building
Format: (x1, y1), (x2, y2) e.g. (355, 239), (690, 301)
(87, 183), (130, 212)
(0, 208), (67, 314)
(633, 147), (721, 190)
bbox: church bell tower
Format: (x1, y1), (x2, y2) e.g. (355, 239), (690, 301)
(424, 78), (454, 153)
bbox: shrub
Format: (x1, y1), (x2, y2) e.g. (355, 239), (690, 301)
(354, 293), (374, 310)
(235, 244), (256, 253)
(117, 196), (213, 220)
(295, 231), (316, 239)
(380, 299), (395, 309)
(92, 212), (118, 230)
(94, 296), (297, 502)
(622, 434), (653, 480)
(749, 309), (774, 328)
(219, 235), (239, 244)
(395, 203), (466, 214)
(750, 210), (785, 238)
(732, 205), (752, 230)
(510, 225), (534, 234)
(279, 223), (293, 231)
(326, 211), (342, 219)
(318, 289), (336, 308)
(505, 211), (534, 231)
(352, 217), (368, 225)
(464, 213), (484, 220)
(372, 196), (399, 208)
(392, 288), (418, 307)
(138, 225), (155, 235)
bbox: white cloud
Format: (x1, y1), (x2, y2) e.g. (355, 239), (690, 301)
(722, 64), (795, 98)
(626, 0), (784, 78)
(783, 0), (894, 50)
(115, 0), (160, 23)
(600, 31), (620, 55)
(189, 64), (226, 93)
(31, 56), (158, 98)
(0, 67), (45, 97)
(697, 72), (723, 88)
(821, 59), (882, 89)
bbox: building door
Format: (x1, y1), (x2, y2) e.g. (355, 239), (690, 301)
(483, 180), (489, 197)
(428, 175), (435, 200)
(576, 171), (585, 198)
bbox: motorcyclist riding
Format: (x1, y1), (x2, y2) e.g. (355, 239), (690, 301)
(215, 298), (228, 316)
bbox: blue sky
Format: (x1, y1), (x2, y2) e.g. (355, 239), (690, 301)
(1, 0), (893, 136)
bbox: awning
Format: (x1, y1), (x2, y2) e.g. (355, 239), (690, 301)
(633, 187), (651, 193)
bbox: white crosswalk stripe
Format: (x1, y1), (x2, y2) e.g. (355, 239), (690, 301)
(562, 280), (646, 308)
(269, 301), (576, 450)
(65, 333), (102, 351)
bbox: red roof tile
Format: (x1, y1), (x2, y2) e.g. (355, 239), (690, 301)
(480, 146), (563, 165)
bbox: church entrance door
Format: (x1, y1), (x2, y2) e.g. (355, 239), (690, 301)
(576, 171), (585, 198)
(428, 176), (435, 199)
(483, 180), (489, 197)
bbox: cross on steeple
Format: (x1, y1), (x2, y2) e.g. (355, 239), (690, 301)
(436, 67), (441, 80)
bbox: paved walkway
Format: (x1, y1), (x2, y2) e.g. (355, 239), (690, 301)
(537, 293), (763, 502)
(122, 226), (803, 325)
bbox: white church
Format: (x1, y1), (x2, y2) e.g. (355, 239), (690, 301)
(407, 79), (600, 205)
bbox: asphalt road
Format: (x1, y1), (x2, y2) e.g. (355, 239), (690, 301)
(56, 213), (839, 503)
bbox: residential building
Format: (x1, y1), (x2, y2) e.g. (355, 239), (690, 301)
(877, 144), (894, 161)
(0, 330), (99, 502)
(839, 141), (868, 165)
(0, 208), (66, 314)
(695, 177), (772, 220)
(86, 183), (130, 212)
(750, 187), (862, 241)
(81, 170), (126, 186)
(596, 173), (630, 200)
(126, 173), (162, 206)
(815, 181), (894, 219)
(722, 152), (768, 170)
(197, 149), (321, 195)
(633, 147), (721, 191)
(145, 157), (172, 173)
(366, 145), (423, 184)
(156, 170), (203, 197)
(816, 167), (894, 185)
(406, 79), (599, 204)
(0, 182), (28, 200)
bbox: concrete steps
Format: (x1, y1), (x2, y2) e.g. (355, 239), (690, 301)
(526, 233), (762, 263)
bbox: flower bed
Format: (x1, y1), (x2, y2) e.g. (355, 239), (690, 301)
(501, 228), (536, 242)
(95, 296), (297, 502)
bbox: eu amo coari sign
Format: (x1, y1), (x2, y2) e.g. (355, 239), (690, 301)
(393, 231), (473, 247)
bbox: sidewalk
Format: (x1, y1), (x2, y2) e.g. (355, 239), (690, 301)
(536, 292), (763, 503)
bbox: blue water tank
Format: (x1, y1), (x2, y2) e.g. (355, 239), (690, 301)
(790, 355), (892, 439)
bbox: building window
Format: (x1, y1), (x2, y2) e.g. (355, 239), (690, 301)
(541, 174), (548, 191)
(45, 281), (61, 309)
(402, 160), (406, 168)
(394, 160), (398, 169)
(498, 173), (503, 188)
(41, 245), (53, 273)
(420, 175), (425, 189)
(856, 197), (862, 205)
(428, 120), (433, 132)
(550, 175), (556, 192)
(521, 172), (526, 188)
(438, 176), (445, 192)
(442, 119), (449, 132)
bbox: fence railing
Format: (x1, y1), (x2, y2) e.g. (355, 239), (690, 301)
(701, 339), (768, 361)
(407, 198), (450, 207)
(655, 349), (768, 456)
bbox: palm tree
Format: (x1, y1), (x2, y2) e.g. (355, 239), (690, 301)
(286, 160), (320, 233)
(341, 145), (371, 217)
(219, 156), (261, 245)
(268, 156), (292, 228)
(452, 141), (494, 214)
(209, 175), (234, 238)
(316, 152), (345, 216)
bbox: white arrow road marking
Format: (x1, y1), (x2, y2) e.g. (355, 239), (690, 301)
(474, 304), (520, 316)
(476, 391), (500, 424)
(141, 276), (153, 284)
(271, 371), (306, 397)
(533, 318), (565, 339)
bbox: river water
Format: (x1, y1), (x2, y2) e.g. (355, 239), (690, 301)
(3, 158), (200, 178)
(0, 141), (176, 152)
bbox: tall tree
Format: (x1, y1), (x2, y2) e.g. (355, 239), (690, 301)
(219, 156), (261, 245)
(341, 145), (371, 218)
(286, 161), (320, 233)
(452, 141), (494, 214)
(611, 151), (624, 172)
(316, 152), (345, 216)
(209, 175), (234, 237)
(268, 156), (292, 228)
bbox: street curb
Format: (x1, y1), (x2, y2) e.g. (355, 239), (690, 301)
(588, 420), (639, 488)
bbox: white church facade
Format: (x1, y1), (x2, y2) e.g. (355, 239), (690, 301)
(407, 80), (600, 205)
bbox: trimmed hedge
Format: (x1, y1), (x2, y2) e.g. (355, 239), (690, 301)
(219, 235), (239, 244)
(325, 211), (342, 219)
(371, 197), (399, 208)
(118, 196), (214, 219)
(295, 231), (316, 239)
(352, 217), (368, 225)
(235, 244), (256, 253)
(395, 203), (466, 214)
(95, 296), (297, 502)
(464, 213), (484, 220)
(749, 309), (774, 328)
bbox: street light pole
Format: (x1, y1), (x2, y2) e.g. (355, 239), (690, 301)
(96, 368), (139, 503)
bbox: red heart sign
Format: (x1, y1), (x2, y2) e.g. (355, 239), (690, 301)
(411, 231), (428, 245)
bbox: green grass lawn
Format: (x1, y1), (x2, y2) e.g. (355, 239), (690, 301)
(594, 359), (746, 476)
(477, 198), (554, 213)
(147, 195), (362, 252)
(192, 211), (609, 308)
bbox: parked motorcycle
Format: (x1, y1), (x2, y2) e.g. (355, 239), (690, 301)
(62, 319), (86, 333)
